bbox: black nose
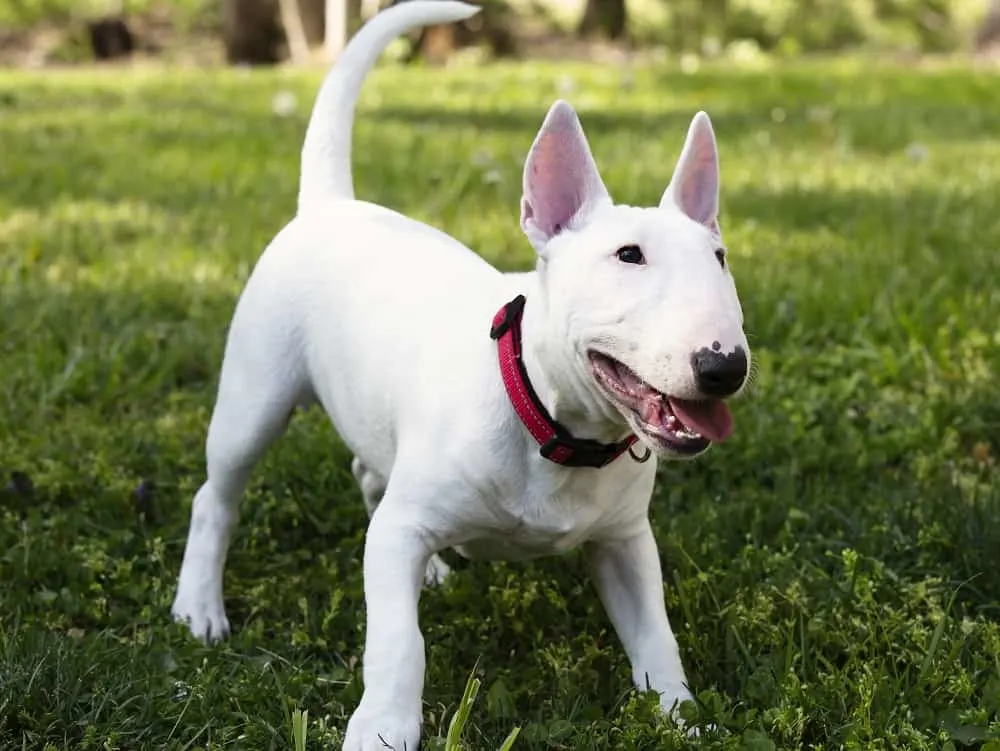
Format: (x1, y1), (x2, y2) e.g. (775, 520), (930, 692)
(691, 345), (747, 397)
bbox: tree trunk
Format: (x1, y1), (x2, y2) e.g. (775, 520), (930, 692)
(405, 0), (517, 62)
(976, 0), (1000, 50)
(360, 0), (382, 21)
(222, 0), (283, 64)
(88, 17), (134, 60)
(578, 0), (627, 40)
(298, 0), (327, 47)
(325, 0), (348, 61)
(278, 0), (310, 63)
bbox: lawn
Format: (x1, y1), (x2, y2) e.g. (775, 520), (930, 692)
(1, 55), (1000, 750)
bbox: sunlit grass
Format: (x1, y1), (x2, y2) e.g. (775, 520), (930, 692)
(1, 58), (999, 749)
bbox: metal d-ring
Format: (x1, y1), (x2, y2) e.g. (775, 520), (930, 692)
(628, 443), (651, 463)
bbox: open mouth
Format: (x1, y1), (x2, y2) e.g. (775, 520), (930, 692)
(588, 351), (734, 457)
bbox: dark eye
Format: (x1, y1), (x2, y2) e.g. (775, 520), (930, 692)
(715, 248), (726, 269)
(616, 245), (645, 265)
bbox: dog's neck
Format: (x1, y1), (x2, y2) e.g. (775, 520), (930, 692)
(515, 273), (633, 446)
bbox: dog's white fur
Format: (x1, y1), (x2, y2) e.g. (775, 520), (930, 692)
(171, 3), (750, 748)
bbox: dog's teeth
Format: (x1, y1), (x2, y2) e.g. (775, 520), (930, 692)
(667, 418), (702, 441)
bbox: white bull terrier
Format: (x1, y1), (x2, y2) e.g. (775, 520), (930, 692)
(171, 2), (751, 748)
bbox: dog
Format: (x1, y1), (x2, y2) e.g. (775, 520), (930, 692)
(170, 2), (751, 748)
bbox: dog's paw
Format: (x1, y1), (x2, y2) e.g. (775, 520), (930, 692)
(423, 554), (451, 587)
(659, 691), (714, 737)
(667, 702), (696, 737)
(171, 588), (230, 643)
(344, 704), (421, 751)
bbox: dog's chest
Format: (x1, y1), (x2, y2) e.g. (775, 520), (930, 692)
(453, 465), (649, 562)
(454, 508), (588, 561)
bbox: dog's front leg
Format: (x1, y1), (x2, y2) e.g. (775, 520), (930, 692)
(586, 521), (694, 720)
(344, 501), (435, 751)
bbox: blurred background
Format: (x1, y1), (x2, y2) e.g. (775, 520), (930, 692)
(2, 0), (999, 70)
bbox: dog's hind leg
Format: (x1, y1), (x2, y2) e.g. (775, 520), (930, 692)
(350, 456), (387, 515)
(172, 307), (308, 642)
(351, 457), (451, 586)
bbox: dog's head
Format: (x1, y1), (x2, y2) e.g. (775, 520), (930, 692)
(520, 101), (750, 460)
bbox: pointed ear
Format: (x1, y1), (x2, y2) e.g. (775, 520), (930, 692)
(520, 100), (611, 254)
(660, 111), (720, 234)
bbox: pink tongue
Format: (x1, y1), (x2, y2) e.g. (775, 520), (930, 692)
(668, 398), (734, 443)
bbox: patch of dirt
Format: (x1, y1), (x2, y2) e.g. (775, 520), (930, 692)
(0, 11), (225, 68)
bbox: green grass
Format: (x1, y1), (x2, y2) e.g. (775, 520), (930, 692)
(1, 56), (1000, 750)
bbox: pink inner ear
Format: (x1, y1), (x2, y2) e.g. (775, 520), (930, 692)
(522, 104), (607, 241)
(527, 131), (588, 236)
(528, 149), (579, 236)
(680, 144), (719, 225)
(677, 127), (719, 227)
(663, 115), (720, 230)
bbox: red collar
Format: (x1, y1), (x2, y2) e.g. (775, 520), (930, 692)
(490, 295), (638, 468)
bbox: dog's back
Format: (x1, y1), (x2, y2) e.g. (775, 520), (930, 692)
(257, 200), (512, 474)
(225, 1), (507, 477)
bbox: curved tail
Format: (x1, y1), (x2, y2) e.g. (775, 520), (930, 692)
(297, 1), (481, 212)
